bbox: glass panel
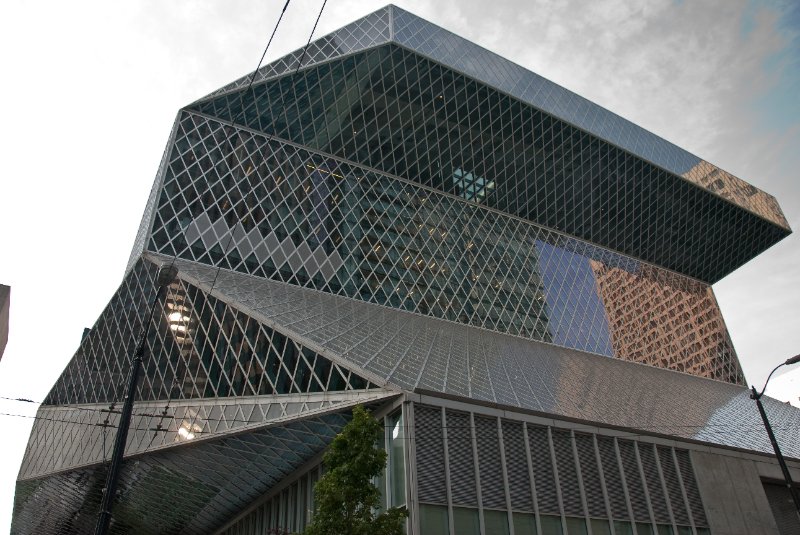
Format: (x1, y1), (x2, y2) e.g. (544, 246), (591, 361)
(388, 410), (406, 506)
(134, 108), (750, 401)
(614, 520), (635, 535)
(636, 522), (655, 535)
(676, 527), (693, 535)
(540, 514), (563, 535)
(419, 504), (448, 535)
(590, 518), (612, 535)
(657, 525), (674, 535)
(513, 512), (537, 535)
(565, 517), (588, 535)
(453, 507), (480, 535)
(484, 509), (510, 535)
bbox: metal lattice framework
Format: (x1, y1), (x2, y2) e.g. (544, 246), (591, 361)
(14, 5), (798, 535)
(146, 111), (745, 383)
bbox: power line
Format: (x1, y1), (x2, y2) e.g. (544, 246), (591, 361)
(2, 399), (797, 439)
(207, 0), (328, 296)
(4, 393), (799, 433)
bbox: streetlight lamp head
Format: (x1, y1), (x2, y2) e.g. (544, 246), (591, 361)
(157, 264), (179, 287)
(785, 354), (800, 366)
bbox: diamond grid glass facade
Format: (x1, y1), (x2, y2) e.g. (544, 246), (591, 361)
(149, 110), (744, 383)
(15, 5), (797, 535)
(191, 43), (788, 284)
(45, 259), (379, 407)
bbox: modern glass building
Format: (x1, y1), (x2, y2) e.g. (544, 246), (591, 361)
(13, 6), (800, 535)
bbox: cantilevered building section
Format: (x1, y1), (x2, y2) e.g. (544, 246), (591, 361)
(14, 6), (799, 535)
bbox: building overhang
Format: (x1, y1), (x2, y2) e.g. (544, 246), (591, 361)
(186, 5), (790, 283)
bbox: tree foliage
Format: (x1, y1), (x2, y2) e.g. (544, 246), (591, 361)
(304, 405), (408, 535)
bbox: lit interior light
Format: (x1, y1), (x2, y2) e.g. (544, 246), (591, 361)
(178, 427), (195, 440)
(178, 422), (202, 440)
(168, 311), (183, 322)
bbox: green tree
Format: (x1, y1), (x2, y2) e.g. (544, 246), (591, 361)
(304, 405), (408, 535)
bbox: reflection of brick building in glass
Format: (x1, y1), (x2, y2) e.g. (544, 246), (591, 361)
(589, 261), (740, 382)
(681, 159), (788, 229)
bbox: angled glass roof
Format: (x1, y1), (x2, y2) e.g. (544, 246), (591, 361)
(162, 254), (800, 459)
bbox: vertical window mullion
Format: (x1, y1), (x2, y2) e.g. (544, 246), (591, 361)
(497, 417), (514, 535)
(548, 426), (568, 533)
(614, 437), (639, 535)
(633, 442), (657, 532)
(652, 444), (678, 532)
(470, 412), (485, 534)
(522, 422), (544, 535)
(592, 434), (617, 534)
(571, 430), (593, 534)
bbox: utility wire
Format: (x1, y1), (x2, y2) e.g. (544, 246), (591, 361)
(86, 0), (300, 454)
(5, 394), (799, 433)
(163, 0), (329, 452)
(8, 0), (333, 455)
(207, 0), (328, 296)
(2, 401), (797, 438)
(5, 395), (799, 434)
(4, 409), (798, 454)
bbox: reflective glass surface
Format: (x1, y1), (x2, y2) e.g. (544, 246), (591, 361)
(192, 44), (789, 283)
(452, 507), (480, 535)
(44, 259), (377, 406)
(419, 504), (449, 535)
(484, 509), (510, 535)
(147, 111), (744, 383)
(155, 256), (800, 458)
(201, 6), (788, 232)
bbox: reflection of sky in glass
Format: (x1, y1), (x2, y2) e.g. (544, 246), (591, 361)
(391, 7), (787, 228)
(692, 391), (800, 458)
(536, 240), (613, 357)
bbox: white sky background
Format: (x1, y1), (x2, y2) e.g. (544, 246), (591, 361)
(0, 0), (798, 531)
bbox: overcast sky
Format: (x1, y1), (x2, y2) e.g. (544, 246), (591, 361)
(1, 0), (798, 531)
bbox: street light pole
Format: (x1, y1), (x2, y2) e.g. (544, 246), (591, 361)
(94, 263), (178, 535)
(750, 353), (800, 520)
